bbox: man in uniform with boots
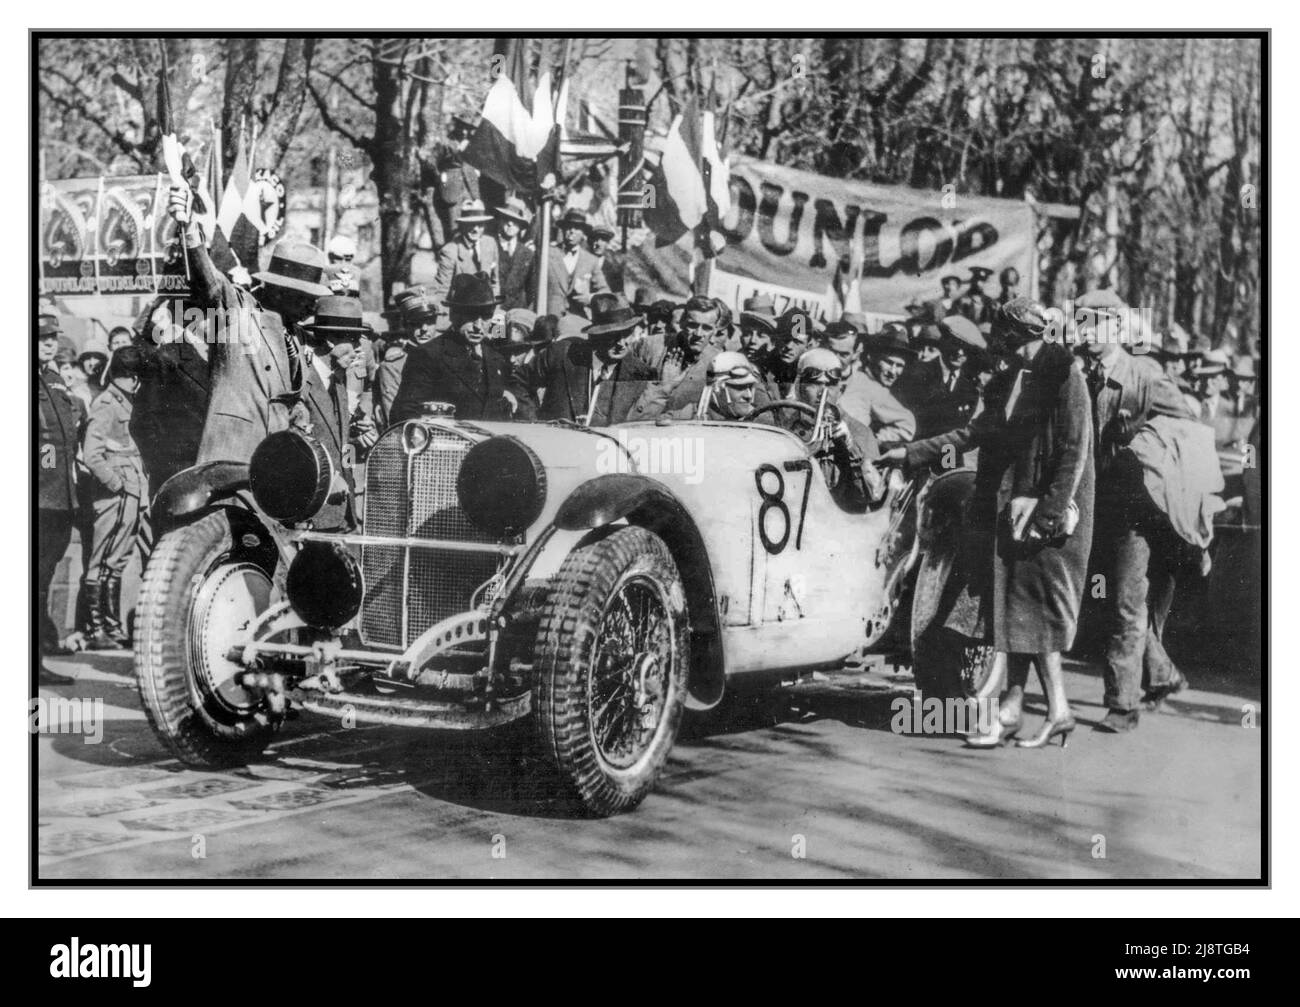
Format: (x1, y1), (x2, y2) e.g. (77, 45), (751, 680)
(37, 319), (80, 684)
(390, 274), (517, 424)
(81, 346), (148, 651)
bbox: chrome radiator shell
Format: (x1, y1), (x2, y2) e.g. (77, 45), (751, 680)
(359, 423), (501, 649)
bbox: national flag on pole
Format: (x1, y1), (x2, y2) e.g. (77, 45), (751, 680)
(644, 98), (731, 256)
(210, 128), (260, 275)
(464, 38), (565, 194)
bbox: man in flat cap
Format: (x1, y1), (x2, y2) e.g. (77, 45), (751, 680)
(433, 199), (500, 307)
(391, 274), (516, 424)
(493, 197), (536, 311)
(167, 183), (327, 464)
(1074, 289), (1214, 733)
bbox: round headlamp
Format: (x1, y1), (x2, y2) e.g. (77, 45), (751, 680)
(249, 430), (334, 524)
(456, 436), (547, 536)
(286, 541), (364, 628)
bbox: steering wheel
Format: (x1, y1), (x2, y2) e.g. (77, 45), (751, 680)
(746, 399), (840, 445)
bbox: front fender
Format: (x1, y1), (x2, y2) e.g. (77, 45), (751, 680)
(916, 467), (976, 548)
(153, 462), (250, 526)
(553, 474), (726, 711)
(150, 462), (296, 572)
(555, 473), (682, 531)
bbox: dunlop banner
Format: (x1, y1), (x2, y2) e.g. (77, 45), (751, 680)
(39, 175), (189, 296)
(628, 154), (1036, 315)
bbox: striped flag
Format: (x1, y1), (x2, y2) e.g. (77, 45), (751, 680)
(464, 39), (565, 194)
(645, 98), (731, 256)
(209, 129), (260, 275)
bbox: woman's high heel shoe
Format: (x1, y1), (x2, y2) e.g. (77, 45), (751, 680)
(964, 714), (1022, 749)
(1016, 715), (1077, 749)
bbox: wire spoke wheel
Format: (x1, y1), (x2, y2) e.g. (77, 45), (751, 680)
(533, 525), (690, 816)
(589, 576), (674, 771)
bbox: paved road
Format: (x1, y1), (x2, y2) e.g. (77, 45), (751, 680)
(35, 651), (1262, 881)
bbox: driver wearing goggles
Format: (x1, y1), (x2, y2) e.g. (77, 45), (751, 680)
(774, 348), (883, 510)
(685, 350), (760, 421)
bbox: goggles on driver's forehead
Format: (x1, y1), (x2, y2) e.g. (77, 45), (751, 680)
(713, 364), (757, 383)
(799, 366), (843, 385)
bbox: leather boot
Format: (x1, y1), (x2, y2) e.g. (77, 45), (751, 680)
(84, 580), (118, 651)
(104, 573), (131, 647)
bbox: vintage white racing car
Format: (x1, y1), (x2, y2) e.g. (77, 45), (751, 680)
(135, 403), (992, 816)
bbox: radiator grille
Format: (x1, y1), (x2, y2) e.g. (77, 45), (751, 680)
(360, 424), (501, 649)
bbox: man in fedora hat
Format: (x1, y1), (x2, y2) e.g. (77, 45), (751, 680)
(373, 287), (438, 430)
(838, 325), (917, 449)
(433, 199), (500, 307)
(738, 294), (779, 371)
(37, 317), (81, 683)
(532, 208), (610, 318)
(493, 197), (536, 311)
(167, 183), (329, 464)
(512, 294), (656, 426)
(391, 274), (516, 425)
(295, 296), (376, 530)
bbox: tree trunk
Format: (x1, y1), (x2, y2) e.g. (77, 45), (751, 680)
(370, 40), (415, 300)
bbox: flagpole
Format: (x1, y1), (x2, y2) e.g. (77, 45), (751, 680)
(534, 38), (573, 317)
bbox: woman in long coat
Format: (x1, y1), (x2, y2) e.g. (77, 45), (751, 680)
(884, 298), (1095, 748)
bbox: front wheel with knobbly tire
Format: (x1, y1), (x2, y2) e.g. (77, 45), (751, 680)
(135, 509), (282, 767)
(532, 525), (690, 817)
